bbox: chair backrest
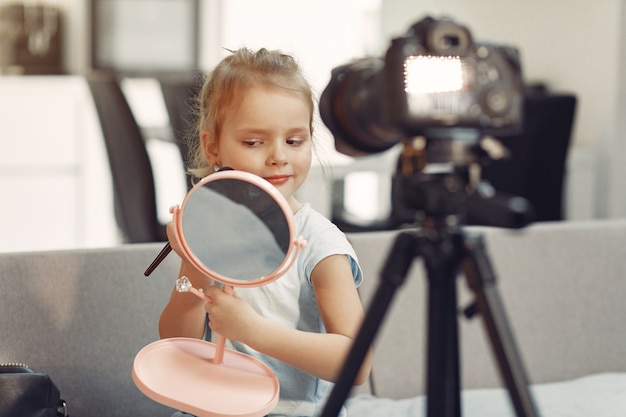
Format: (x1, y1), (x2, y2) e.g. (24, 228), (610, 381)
(158, 74), (203, 190)
(87, 73), (166, 243)
(482, 93), (577, 222)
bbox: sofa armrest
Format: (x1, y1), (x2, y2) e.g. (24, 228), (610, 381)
(0, 243), (180, 416)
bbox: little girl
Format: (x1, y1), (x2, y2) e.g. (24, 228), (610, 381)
(158, 47), (372, 417)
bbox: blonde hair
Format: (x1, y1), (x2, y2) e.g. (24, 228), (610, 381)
(189, 47), (315, 179)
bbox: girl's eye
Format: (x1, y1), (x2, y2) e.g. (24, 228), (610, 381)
(243, 139), (261, 146)
(287, 136), (305, 146)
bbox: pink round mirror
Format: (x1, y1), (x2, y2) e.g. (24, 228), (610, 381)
(133, 169), (307, 417)
(173, 169), (305, 286)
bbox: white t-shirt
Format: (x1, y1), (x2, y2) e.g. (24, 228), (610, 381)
(226, 203), (363, 417)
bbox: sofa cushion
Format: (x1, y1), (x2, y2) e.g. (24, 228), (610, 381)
(346, 372), (626, 416)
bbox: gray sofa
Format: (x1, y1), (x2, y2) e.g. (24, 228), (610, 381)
(1, 219), (625, 416)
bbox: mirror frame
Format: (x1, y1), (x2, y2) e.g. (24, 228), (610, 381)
(170, 170), (305, 287)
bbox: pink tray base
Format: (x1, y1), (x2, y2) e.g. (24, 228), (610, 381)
(132, 337), (279, 417)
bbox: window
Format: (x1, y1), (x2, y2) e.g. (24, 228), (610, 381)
(90, 0), (199, 75)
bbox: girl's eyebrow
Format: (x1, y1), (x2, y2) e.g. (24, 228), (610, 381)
(235, 127), (267, 135)
(235, 126), (310, 135)
(286, 127), (311, 136)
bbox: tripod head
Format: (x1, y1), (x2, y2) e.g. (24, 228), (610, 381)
(390, 130), (535, 230)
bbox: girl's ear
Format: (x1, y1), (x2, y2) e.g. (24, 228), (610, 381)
(201, 131), (220, 166)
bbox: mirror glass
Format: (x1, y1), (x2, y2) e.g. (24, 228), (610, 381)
(180, 176), (291, 282)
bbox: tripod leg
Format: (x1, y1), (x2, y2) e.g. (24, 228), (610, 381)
(321, 232), (418, 417)
(462, 232), (541, 417)
(420, 230), (462, 417)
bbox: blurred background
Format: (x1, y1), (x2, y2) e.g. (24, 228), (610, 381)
(1, 0), (624, 252)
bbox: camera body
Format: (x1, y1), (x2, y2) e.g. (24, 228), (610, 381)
(320, 16), (524, 157)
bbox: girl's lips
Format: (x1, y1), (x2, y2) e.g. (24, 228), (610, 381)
(264, 175), (290, 185)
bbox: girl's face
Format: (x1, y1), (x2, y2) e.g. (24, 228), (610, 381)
(209, 86), (313, 211)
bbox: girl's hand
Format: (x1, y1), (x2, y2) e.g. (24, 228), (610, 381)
(203, 286), (262, 343)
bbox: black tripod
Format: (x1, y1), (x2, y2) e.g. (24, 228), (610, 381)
(321, 141), (541, 417)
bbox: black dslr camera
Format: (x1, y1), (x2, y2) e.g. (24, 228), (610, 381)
(320, 16), (532, 228)
(320, 16), (524, 158)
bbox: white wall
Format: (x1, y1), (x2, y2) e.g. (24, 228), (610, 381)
(610, 2), (626, 219)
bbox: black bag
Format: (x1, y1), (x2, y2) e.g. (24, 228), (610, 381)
(0, 363), (68, 417)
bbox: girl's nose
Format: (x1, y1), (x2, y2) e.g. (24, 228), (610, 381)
(267, 143), (288, 165)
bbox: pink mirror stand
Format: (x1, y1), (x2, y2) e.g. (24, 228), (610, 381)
(133, 170), (306, 417)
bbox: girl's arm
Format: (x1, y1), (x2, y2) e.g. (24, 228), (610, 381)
(204, 254), (373, 385)
(158, 261), (213, 339)
(158, 223), (214, 339)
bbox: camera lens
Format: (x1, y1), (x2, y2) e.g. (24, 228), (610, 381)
(319, 59), (405, 156)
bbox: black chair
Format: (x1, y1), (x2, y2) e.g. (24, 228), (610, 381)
(87, 73), (167, 243)
(158, 74), (204, 190)
(481, 93), (577, 222)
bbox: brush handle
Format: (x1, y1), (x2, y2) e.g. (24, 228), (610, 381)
(144, 243), (172, 276)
